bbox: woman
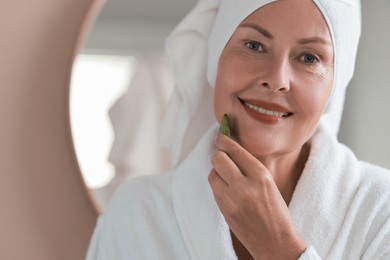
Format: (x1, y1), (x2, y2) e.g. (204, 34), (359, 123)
(87, 0), (390, 259)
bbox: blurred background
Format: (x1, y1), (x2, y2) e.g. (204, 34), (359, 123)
(70, 0), (390, 208)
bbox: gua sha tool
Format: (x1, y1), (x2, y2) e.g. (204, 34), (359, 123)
(219, 114), (231, 138)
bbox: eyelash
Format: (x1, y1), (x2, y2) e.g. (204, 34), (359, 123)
(244, 41), (321, 65)
(299, 53), (320, 65)
(245, 41), (264, 52)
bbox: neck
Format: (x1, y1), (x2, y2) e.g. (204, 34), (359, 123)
(258, 142), (310, 205)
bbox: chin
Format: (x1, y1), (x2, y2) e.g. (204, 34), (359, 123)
(237, 132), (278, 157)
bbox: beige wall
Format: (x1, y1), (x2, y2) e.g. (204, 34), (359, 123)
(339, 0), (390, 169)
(0, 1), (100, 259)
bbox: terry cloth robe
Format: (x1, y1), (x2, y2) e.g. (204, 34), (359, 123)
(86, 124), (390, 260)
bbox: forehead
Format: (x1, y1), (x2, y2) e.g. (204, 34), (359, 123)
(241, 0), (332, 41)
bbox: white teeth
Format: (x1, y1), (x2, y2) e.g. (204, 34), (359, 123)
(244, 102), (289, 117)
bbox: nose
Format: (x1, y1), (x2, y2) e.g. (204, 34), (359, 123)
(259, 56), (291, 93)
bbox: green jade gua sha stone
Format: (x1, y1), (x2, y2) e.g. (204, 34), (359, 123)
(219, 114), (231, 138)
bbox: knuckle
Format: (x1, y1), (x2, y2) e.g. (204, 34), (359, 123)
(251, 161), (265, 173)
(208, 169), (225, 188)
(230, 144), (242, 157)
(257, 171), (274, 186)
(212, 151), (225, 162)
(208, 170), (216, 183)
(211, 154), (217, 166)
(211, 151), (225, 165)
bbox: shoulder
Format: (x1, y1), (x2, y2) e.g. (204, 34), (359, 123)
(358, 164), (390, 257)
(334, 145), (390, 218)
(359, 160), (390, 177)
(317, 131), (390, 228)
(352, 162), (390, 253)
(356, 161), (390, 208)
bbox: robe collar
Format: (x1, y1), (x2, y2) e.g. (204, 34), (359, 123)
(171, 124), (360, 258)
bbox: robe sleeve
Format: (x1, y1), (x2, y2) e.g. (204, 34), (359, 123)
(85, 216), (104, 260)
(298, 246), (321, 260)
(362, 216), (390, 260)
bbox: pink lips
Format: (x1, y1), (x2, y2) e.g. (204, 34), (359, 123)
(240, 98), (293, 124)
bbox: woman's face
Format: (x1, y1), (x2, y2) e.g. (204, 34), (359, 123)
(214, 0), (334, 159)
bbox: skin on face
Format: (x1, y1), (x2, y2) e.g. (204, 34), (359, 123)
(214, 0), (334, 167)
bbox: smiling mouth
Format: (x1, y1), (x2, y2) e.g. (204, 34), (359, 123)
(241, 99), (293, 118)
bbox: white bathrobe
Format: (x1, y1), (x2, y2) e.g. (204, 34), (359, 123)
(86, 124), (390, 259)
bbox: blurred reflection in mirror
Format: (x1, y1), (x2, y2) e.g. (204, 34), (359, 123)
(70, 54), (136, 206)
(71, 0), (195, 208)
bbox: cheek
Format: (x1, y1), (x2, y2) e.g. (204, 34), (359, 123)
(213, 69), (237, 122)
(295, 77), (333, 125)
(213, 56), (248, 121)
(213, 83), (225, 122)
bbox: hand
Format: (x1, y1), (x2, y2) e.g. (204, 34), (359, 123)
(208, 134), (306, 259)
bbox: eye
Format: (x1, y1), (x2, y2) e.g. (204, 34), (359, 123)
(300, 53), (319, 64)
(245, 41), (264, 52)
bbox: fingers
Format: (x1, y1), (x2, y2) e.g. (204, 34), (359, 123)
(208, 169), (229, 204)
(214, 134), (268, 179)
(208, 169), (235, 212)
(211, 150), (243, 184)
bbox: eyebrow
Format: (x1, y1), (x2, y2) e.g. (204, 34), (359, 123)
(239, 23), (273, 39)
(297, 37), (332, 46)
(239, 22), (331, 46)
